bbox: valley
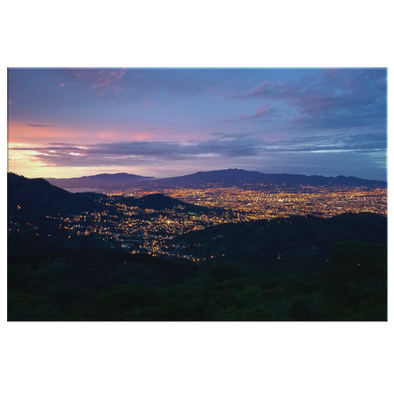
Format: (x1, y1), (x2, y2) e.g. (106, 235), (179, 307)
(7, 171), (388, 321)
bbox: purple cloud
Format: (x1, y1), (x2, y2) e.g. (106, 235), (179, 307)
(224, 104), (274, 122)
(230, 69), (387, 130)
(255, 104), (271, 117)
(25, 124), (53, 128)
(56, 68), (128, 99)
(240, 81), (270, 98)
(92, 69), (126, 89)
(291, 115), (307, 125)
(10, 130), (386, 171)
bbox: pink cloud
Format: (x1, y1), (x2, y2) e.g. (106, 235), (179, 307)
(73, 69), (127, 95)
(59, 83), (66, 88)
(133, 132), (154, 141)
(255, 104), (270, 117)
(241, 81), (270, 98)
(113, 84), (125, 93)
(8, 122), (90, 144)
(324, 68), (339, 77)
(112, 69), (126, 80)
(296, 95), (333, 115)
(264, 134), (285, 142)
(236, 78), (337, 117)
(98, 130), (121, 140)
(224, 104), (273, 123)
(95, 69), (126, 88)
(291, 115), (306, 124)
(97, 130), (155, 142)
(145, 99), (154, 107)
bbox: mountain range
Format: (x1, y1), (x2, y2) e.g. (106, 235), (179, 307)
(45, 168), (387, 193)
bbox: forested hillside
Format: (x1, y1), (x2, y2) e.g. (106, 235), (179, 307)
(8, 212), (387, 321)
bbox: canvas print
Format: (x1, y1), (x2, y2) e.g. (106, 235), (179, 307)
(7, 68), (387, 321)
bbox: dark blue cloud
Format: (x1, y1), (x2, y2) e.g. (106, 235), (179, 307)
(230, 68), (387, 131)
(11, 131), (386, 167)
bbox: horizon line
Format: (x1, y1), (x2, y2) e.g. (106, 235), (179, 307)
(8, 168), (388, 183)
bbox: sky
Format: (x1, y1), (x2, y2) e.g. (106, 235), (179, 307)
(7, 67), (387, 181)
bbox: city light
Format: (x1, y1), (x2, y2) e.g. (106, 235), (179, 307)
(9, 185), (385, 262)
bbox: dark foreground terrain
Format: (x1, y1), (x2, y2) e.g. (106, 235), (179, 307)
(7, 173), (387, 321)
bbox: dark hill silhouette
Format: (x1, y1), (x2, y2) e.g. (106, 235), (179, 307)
(170, 212), (387, 261)
(46, 172), (153, 191)
(117, 193), (219, 214)
(8, 173), (214, 219)
(7, 172), (106, 219)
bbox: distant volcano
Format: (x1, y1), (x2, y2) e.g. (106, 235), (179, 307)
(153, 168), (387, 188)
